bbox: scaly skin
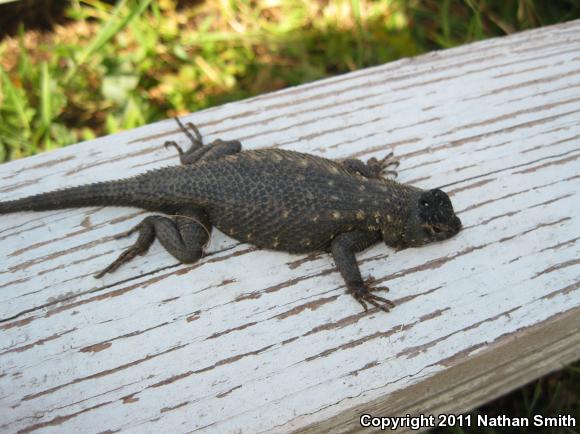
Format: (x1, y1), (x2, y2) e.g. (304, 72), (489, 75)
(0, 119), (462, 312)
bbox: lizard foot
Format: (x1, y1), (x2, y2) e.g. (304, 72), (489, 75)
(174, 116), (203, 147)
(164, 117), (204, 157)
(178, 118), (203, 146)
(94, 221), (155, 278)
(368, 151), (400, 179)
(351, 283), (395, 313)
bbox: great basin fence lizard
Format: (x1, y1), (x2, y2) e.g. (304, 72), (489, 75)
(0, 118), (462, 312)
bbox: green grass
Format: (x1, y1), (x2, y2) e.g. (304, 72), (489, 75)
(2, 0), (579, 161)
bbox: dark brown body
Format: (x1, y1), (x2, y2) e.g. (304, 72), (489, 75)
(185, 150), (414, 253)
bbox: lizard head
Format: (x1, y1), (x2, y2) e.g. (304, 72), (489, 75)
(391, 188), (462, 248)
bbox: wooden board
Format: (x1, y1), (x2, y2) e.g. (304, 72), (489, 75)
(1, 19), (579, 434)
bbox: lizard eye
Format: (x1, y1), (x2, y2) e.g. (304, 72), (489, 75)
(420, 200), (429, 208)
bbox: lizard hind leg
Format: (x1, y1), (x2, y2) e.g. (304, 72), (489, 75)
(164, 117), (205, 165)
(165, 117), (242, 165)
(95, 207), (211, 278)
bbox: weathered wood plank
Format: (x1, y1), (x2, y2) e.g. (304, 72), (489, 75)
(1, 20), (579, 434)
(302, 308), (580, 433)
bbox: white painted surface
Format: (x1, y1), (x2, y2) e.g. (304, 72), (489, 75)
(0, 20), (579, 434)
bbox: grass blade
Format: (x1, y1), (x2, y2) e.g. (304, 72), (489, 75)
(65, 0), (154, 82)
(0, 68), (30, 130)
(40, 61), (51, 130)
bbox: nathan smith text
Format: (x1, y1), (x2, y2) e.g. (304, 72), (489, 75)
(359, 413), (576, 430)
(478, 414), (575, 428)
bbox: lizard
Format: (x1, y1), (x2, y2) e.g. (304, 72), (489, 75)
(0, 118), (462, 313)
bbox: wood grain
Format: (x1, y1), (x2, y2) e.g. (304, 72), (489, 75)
(1, 20), (579, 434)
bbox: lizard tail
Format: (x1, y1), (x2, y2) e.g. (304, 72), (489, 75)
(0, 175), (169, 214)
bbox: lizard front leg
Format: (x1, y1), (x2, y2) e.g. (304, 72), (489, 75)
(330, 231), (395, 313)
(165, 117), (241, 165)
(95, 206), (211, 278)
(342, 152), (400, 179)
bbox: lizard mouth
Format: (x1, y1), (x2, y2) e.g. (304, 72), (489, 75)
(448, 215), (462, 234)
(425, 215), (462, 240)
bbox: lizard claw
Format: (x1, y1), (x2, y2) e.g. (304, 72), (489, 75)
(94, 247), (141, 279)
(164, 140), (184, 155)
(95, 221), (154, 278)
(184, 122), (203, 144)
(368, 152), (400, 180)
(165, 119), (204, 163)
(379, 151), (400, 168)
(174, 117), (204, 147)
(94, 240), (150, 279)
(350, 283), (395, 313)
